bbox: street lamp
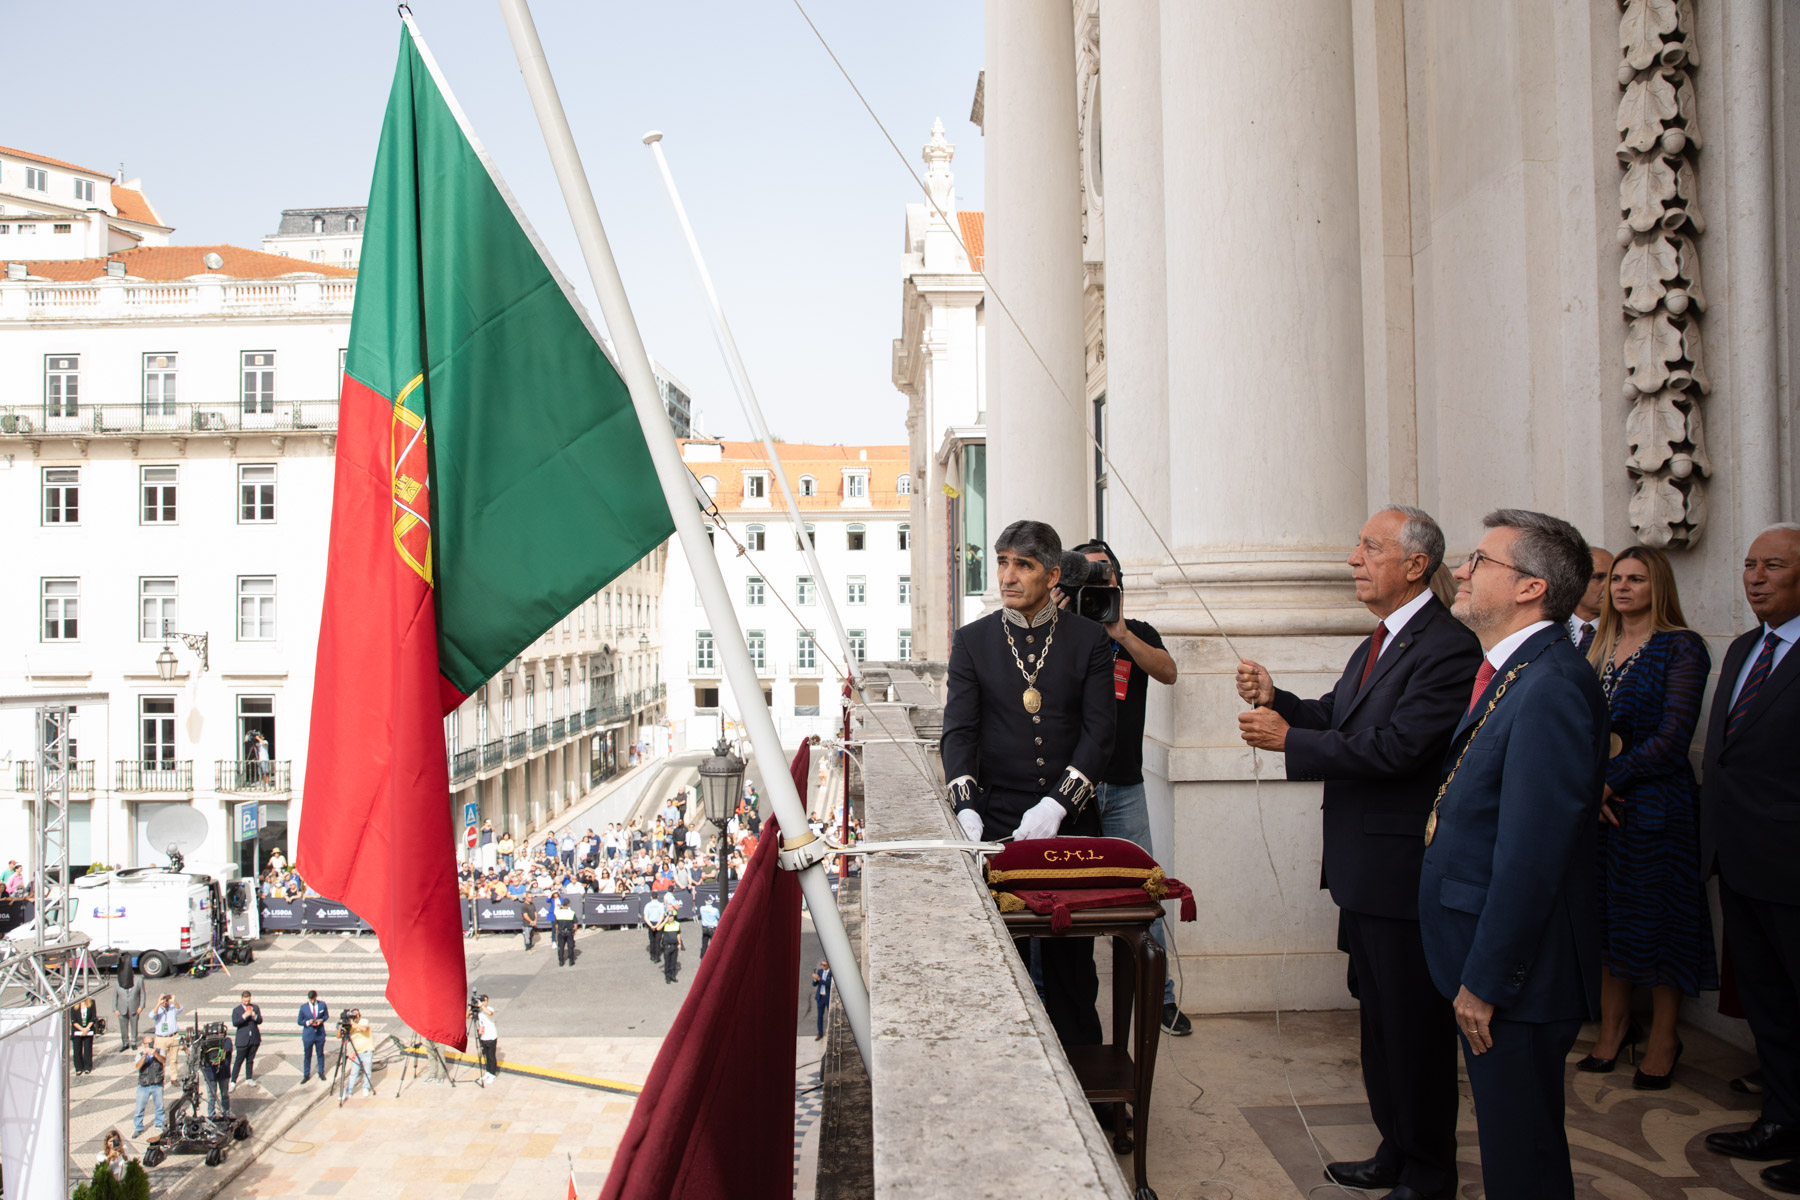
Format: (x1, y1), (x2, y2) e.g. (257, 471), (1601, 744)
(155, 621), (209, 681)
(638, 631), (650, 651)
(696, 737), (746, 911)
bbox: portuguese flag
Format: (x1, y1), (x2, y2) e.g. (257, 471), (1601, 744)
(300, 24), (673, 1047)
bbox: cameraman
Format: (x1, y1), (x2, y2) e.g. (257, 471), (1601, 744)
(475, 996), (499, 1084)
(198, 1023), (232, 1119)
(1061, 539), (1189, 1037)
(340, 1009), (374, 1099)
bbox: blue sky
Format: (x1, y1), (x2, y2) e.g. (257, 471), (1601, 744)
(11, 0), (984, 445)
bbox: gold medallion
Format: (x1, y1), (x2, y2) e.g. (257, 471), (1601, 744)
(1023, 687), (1042, 714)
(1424, 811), (1438, 846)
(1608, 732), (1624, 758)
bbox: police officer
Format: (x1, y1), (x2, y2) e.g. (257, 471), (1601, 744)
(698, 896), (720, 959)
(943, 519), (1116, 1048)
(553, 894), (578, 966)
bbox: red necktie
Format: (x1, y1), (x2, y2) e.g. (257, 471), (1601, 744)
(1358, 622), (1388, 690)
(1468, 660), (1496, 714)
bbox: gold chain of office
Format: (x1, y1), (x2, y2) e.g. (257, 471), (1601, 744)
(1002, 612), (1058, 714)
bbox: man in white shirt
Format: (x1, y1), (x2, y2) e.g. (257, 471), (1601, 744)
(1566, 546), (1613, 653)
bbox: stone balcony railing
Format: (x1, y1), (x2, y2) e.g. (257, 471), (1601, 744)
(841, 661), (1132, 1199)
(0, 275), (355, 322)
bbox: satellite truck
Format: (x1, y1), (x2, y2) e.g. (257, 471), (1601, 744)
(6, 806), (260, 977)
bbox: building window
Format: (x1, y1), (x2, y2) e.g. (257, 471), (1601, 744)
(695, 631), (715, 671)
(343, 248), (354, 263)
(847, 577), (867, 605)
(898, 473), (912, 495)
(796, 523), (816, 550)
(745, 524), (766, 552)
(309, 249), (324, 262)
(140, 578), (178, 640)
(238, 576), (276, 640)
(42, 579), (79, 641)
(239, 464), (277, 522)
(312, 215), (325, 233)
(73, 179), (94, 203)
(899, 629), (913, 660)
(701, 475), (719, 498)
(346, 214), (359, 232)
(796, 576), (815, 606)
(746, 576), (765, 606)
(45, 354), (79, 417)
(143, 354), (177, 417)
(53, 223), (71, 235)
(503, 679), (514, 736)
(526, 676), (536, 724)
(796, 631), (817, 672)
(848, 630), (867, 663)
(25, 167), (47, 191)
(140, 697), (176, 767)
(962, 444), (987, 595)
(847, 523), (866, 551)
(794, 681), (820, 716)
(744, 472), (768, 501)
(898, 522), (911, 551)
(141, 466), (178, 523)
(42, 468), (78, 525)
(747, 631), (766, 672)
(1093, 393), (1108, 541)
(15, 224), (36, 235)
(798, 475), (816, 497)
(695, 686), (720, 709)
(845, 472), (868, 500)
(898, 575), (911, 605)
(241, 351), (275, 415)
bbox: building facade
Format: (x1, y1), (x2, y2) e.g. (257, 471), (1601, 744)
(664, 440), (913, 750)
(893, 121), (988, 662)
(975, 0), (1800, 1019)
(261, 207), (368, 272)
(2, 161), (676, 879)
(0, 144), (171, 263)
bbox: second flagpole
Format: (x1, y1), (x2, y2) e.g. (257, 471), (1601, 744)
(493, 0), (873, 1070)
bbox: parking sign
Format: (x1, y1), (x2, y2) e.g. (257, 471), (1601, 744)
(234, 801), (261, 843)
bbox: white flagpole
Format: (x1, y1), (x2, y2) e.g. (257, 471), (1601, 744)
(640, 132), (862, 691)
(494, 0), (873, 1070)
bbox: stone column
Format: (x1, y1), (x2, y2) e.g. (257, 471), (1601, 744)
(984, 0), (1089, 550)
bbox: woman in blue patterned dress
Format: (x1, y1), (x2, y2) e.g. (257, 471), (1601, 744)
(1577, 545), (1717, 1088)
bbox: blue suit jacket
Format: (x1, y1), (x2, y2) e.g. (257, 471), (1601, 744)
(297, 1000), (329, 1039)
(1418, 625), (1607, 1023)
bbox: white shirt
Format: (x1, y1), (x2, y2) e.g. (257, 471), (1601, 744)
(1567, 613), (1598, 646)
(477, 1011), (497, 1041)
(1373, 589), (1435, 661)
(1729, 614), (1800, 706)
(1484, 620), (1556, 671)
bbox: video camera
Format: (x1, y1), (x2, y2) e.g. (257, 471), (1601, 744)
(337, 1011), (355, 1039)
(1057, 551), (1122, 625)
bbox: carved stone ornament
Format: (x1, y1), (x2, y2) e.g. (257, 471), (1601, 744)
(1618, 0), (1708, 548)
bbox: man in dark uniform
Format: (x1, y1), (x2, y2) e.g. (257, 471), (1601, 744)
(943, 519), (1116, 1047)
(553, 894), (578, 966)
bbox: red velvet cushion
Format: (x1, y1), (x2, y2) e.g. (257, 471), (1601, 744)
(986, 837), (1195, 928)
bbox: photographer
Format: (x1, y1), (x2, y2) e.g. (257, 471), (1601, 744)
(1060, 539), (1189, 1037)
(298, 991), (329, 1084)
(475, 996), (499, 1084)
(151, 992), (182, 1079)
(131, 1036), (166, 1138)
(340, 1009), (374, 1099)
(230, 990), (263, 1089)
(942, 520), (1116, 1049)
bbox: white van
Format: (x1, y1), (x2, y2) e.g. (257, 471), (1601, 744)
(8, 867), (218, 978)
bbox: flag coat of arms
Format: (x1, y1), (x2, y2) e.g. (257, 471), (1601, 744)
(301, 23), (673, 1046)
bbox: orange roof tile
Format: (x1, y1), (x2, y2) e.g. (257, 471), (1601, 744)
(110, 186), (167, 229)
(681, 440), (913, 514)
(0, 144), (110, 178)
(957, 211), (984, 272)
(17, 245), (357, 283)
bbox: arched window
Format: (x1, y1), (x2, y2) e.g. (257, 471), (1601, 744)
(346, 214), (359, 232)
(898, 522), (911, 551)
(797, 523), (816, 550)
(897, 473), (912, 495)
(312, 215), (325, 234)
(846, 522), (866, 551)
(798, 474), (816, 497)
(745, 523), (766, 552)
(700, 475), (718, 497)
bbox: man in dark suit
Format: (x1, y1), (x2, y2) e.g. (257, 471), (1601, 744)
(1236, 505), (1482, 1200)
(1700, 523), (1800, 1195)
(297, 990), (329, 1084)
(1418, 509), (1607, 1200)
(231, 990), (264, 1088)
(944, 519), (1116, 1046)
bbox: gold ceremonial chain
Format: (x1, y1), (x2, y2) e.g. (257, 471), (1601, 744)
(1425, 661), (1533, 846)
(1002, 611), (1057, 713)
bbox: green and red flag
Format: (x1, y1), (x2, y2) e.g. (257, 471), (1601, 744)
(301, 22), (673, 1047)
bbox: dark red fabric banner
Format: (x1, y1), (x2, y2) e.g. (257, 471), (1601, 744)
(600, 743), (809, 1200)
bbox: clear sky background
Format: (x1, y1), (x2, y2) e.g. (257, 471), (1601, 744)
(9, 0), (984, 445)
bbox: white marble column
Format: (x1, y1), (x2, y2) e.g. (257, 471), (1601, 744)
(984, 0), (1089, 550)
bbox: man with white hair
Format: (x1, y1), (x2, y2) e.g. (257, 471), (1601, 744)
(1700, 523), (1800, 1195)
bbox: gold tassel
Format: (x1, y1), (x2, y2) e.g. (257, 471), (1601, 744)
(1140, 865), (1169, 902)
(990, 891), (1027, 913)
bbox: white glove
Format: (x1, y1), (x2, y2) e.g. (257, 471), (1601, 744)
(1011, 796), (1067, 843)
(956, 809), (985, 842)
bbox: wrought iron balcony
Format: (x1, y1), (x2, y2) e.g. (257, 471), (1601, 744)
(450, 748), (478, 783)
(13, 761), (96, 793)
(115, 761), (193, 793)
(0, 399), (339, 440)
(216, 760), (291, 792)
(531, 724), (548, 751)
(550, 717), (566, 742)
(583, 706), (598, 728)
(481, 739), (504, 770)
(506, 732), (527, 761)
